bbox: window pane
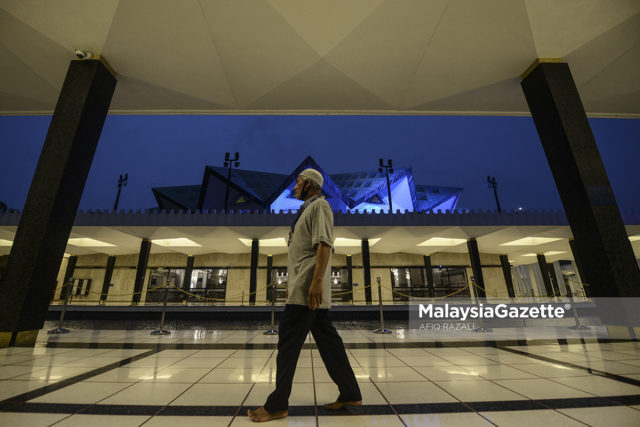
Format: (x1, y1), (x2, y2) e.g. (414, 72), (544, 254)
(432, 266), (469, 298)
(390, 266), (470, 300)
(330, 267), (351, 303)
(390, 267), (428, 301)
(146, 268), (186, 303)
(270, 268), (288, 303)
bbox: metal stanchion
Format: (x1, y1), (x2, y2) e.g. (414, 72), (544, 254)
(49, 280), (74, 334)
(564, 274), (589, 330)
(151, 282), (171, 335)
(472, 280), (492, 333)
(241, 291), (245, 306)
(264, 283), (278, 335)
(374, 277), (391, 334)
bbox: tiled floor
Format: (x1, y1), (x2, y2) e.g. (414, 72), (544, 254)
(1, 325), (639, 426)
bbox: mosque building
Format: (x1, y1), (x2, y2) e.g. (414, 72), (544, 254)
(0, 157), (613, 311)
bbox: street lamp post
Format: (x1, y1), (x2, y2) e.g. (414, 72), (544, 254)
(223, 152), (240, 211)
(378, 159), (394, 213)
(487, 175), (502, 213)
(114, 173), (128, 211)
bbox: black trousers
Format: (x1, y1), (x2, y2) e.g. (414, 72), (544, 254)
(264, 304), (362, 412)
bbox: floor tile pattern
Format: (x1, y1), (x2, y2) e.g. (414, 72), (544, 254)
(0, 325), (639, 425)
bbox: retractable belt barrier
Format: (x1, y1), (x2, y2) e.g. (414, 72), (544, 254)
(374, 277), (391, 334)
(50, 275), (591, 337)
(380, 283), (471, 300)
(151, 281), (172, 335)
(52, 276), (589, 305)
(469, 279), (492, 332)
(48, 280), (76, 334)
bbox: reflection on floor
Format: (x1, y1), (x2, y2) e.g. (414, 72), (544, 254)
(1, 323), (640, 426)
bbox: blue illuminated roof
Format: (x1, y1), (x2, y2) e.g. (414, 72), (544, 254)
(415, 184), (462, 211)
(265, 156), (350, 211)
(153, 156), (463, 212)
(331, 167), (413, 206)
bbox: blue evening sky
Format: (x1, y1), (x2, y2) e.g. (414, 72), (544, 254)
(0, 115), (638, 212)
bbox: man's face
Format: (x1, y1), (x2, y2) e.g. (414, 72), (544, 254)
(293, 176), (309, 200)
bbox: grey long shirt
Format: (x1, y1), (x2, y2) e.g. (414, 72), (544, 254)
(286, 196), (333, 309)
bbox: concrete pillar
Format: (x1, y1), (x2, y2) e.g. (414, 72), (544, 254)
(183, 255), (194, 291)
(131, 240), (151, 305)
(521, 60), (640, 297)
(536, 254), (554, 296)
(361, 239), (372, 304)
(249, 239), (258, 305)
(266, 255), (273, 301)
(0, 59), (116, 347)
(500, 255), (515, 298)
(99, 256), (116, 303)
(424, 255), (435, 297)
(346, 255), (354, 300)
(467, 238), (485, 298)
(548, 262), (561, 296)
(553, 262), (567, 296)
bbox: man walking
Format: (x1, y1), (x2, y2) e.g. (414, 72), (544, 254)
(248, 168), (362, 422)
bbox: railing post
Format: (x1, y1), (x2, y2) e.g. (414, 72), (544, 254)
(374, 277), (391, 334)
(472, 279), (492, 333)
(151, 282), (171, 335)
(49, 280), (74, 334)
(264, 283), (278, 335)
(565, 275), (589, 330)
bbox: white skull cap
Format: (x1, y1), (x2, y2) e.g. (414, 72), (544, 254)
(298, 168), (324, 188)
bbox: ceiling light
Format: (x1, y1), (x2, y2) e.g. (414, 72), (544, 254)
(0, 239), (12, 246)
(500, 237), (562, 246)
(629, 235), (640, 242)
(334, 238), (381, 247)
(417, 237), (467, 246)
(152, 238), (201, 247)
(259, 238), (288, 247)
(521, 251), (567, 257)
(67, 238), (115, 247)
(238, 238), (288, 247)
